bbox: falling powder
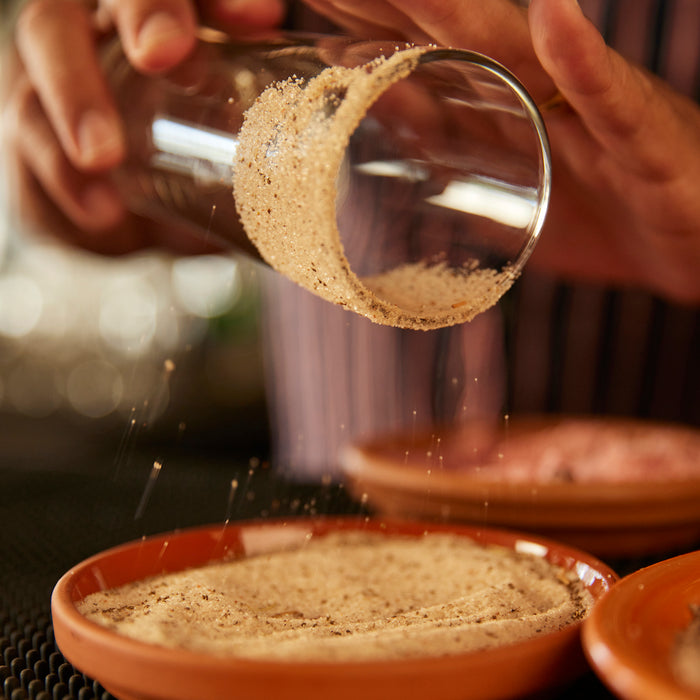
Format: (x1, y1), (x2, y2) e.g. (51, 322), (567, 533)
(233, 47), (516, 330)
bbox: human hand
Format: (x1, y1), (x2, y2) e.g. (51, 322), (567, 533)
(304, 0), (700, 304)
(2, 0), (285, 256)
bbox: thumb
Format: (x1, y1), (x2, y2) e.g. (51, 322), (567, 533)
(529, 0), (684, 178)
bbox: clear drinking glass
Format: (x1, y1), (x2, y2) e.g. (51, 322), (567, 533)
(103, 29), (551, 329)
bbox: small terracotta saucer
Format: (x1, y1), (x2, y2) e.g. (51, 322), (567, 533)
(340, 416), (700, 557)
(583, 549), (700, 700)
(52, 517), (617, 700)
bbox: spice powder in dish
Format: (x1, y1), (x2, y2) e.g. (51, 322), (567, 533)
(78, 532), (593, 662)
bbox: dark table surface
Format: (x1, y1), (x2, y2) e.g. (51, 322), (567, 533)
(1, 412), (691, 700)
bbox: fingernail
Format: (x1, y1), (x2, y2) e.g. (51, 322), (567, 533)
(77, 109), (124, 167)
(136, 11), (189, 54)
(81, 182), (124, 227)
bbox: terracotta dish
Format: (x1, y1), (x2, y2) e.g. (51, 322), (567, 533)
(51, 517), (616, 700)
(339, 416), (700, 557)
(583, 549), (700, 700)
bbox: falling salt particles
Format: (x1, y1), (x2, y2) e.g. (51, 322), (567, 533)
(135, 460), (163, 520)
(233, 47), (516, 331)
(224, 479), (239, 524)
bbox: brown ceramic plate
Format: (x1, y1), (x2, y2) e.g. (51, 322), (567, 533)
(583, 549), (700, 700)
(51, 517), (616, 700)
(339, 416), (700, 558)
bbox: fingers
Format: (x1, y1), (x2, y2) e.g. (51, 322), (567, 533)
(11, 133), (222, 257)
(11, 156), (146, 256)
(6, 75), (126, 232)
(105, 0), (287, 65)
(303, 0), (432, 43)
(384, 0), (546, 93)
(529, 0), (697, 178)
(16, 0), (126, 172)
(304, 0), (403, 40)
(386, 0), (531, 55)
(101, 0), (197, 73)
(8, 0), (252, 257)
(300, 0), (551, 98)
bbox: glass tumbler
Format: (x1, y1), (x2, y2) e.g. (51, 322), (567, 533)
(103, 29), (551, 330)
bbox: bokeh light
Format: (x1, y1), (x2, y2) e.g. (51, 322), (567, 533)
(172, 255), (241, 318)
(65, 359), (124, 418)
(0, 274), (43, 338)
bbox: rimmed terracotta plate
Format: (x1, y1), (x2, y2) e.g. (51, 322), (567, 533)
(339, 416), (700, 557)
(583, 549), (700, 700)
(52, 517), (617, 700)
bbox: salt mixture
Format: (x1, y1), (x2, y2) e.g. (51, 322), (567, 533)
(78, 531), (593, 661)
(233, 48), (516, 330)
(428, 418), (700, 483)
